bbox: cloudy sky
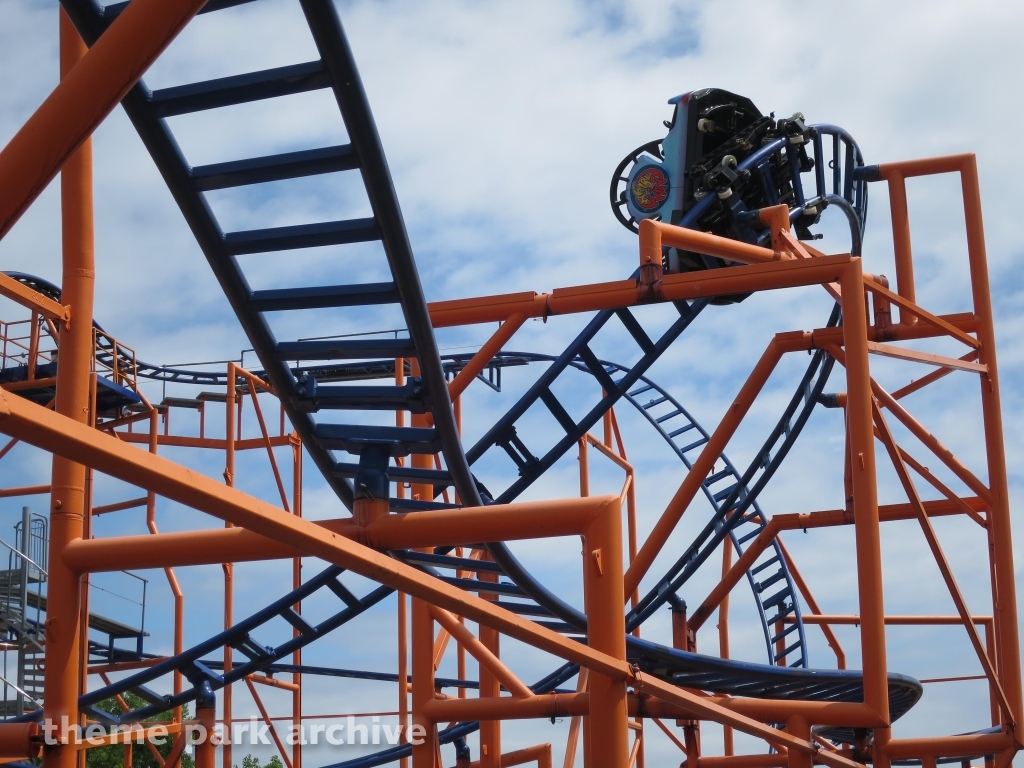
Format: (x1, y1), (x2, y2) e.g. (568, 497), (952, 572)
(2, 0), (1024, 764)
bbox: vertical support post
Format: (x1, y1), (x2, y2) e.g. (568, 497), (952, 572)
(785, 717), (811, 768)
(719, 537), (733, 756)
(43, 12), (94, 768)
(578, 438), (589, 498)
(583, 499), (628, 768)
(195, 695), (217, 768)
(398, 590), (409, 768)
(839, 260), (890, 763)
(27, 313), (39, 381)
(16, 505), (30, 715)
(409, 362), (437, 768)
(291, 433), (303, 768)
(886, 173), (916, 315)
(411, 587), (436, 768)
(960, 157), (1023, 728)
(478, 557), (501, 768)
(222, 364), (236, 768)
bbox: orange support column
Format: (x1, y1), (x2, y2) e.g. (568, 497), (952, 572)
(409, 375), (438, 768)
(42, 11), (95, 768)
(839, 260), (890, 764)
(196, 700), (217, 768)
(785, 717), (811, 768)
(478, 559), (501, 768)
(582, 499), (628, 768)
(960, 157), (1024, 728)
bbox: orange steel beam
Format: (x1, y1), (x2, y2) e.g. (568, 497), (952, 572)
(651, 717), (687, 754)
(114, 432), (294, 450)
(881, 732), (1013, 759)
(495, 744), (552, 768)
(62, 494), (989, 575)
(799, 615), (992, 626)
(64, 497), (609, 571)
(428, 606), (532, 698)
(43, 15), (96, 768)
(624, 337), (784, 597)
(698, 757), (786, 768)
(864, 341), (987, 373)
(2, 377), (58, 392)
(422, 694), (589, 722)
(562, 668), (589, 768)
(0, 275), (70, 326)
(876, 153), (1022, 727)
(826, 345), (994, 513)
(889, 351), (980, 401)
(448, 314), (527, 400)
(887, 441), (987, 527)
(872, 402), (1013, 723)
(244, 677), (293, 768)
(628, 695), (878, 729)
(0, 484), (51, 498)
(0, 0), (209, 241)
(91, 496), (147, 515)
(0, 393), (875, 762)
(427, 256), (849, 327)
(862, 277), (978, 349)
(692, 499), (991, 648)
(638, 218), (783, 268)
(776, 539), (846, 670)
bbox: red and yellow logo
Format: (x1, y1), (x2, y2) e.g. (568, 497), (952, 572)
(630, 166), (669, 212)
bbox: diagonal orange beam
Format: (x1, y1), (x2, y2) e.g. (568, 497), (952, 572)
(0, 0), (209, 240)
(872, 400), (1014, 725)
(0, 389), (867, 765)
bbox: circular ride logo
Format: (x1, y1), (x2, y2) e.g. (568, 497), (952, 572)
(630, 166), (669, 212)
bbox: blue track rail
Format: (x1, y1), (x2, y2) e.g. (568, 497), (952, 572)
(60, 0), (484, 513)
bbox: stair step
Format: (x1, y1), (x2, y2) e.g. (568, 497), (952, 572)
(332, 462), (452, 485)
(250, 281), (400, 312)
(223, 217), (380, 255)
(276, 338), (415, 361)
(313, 423), (440, 455)
(148, 60), (331, 117)
(191, 144), (359, 190)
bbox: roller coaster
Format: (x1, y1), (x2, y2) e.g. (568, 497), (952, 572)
(0, 2), (1019, 768)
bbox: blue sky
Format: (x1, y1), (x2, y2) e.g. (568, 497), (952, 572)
(2, 0), (1024, 764)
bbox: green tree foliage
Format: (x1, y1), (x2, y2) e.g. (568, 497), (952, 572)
(85, 692), (194, 768)
(237, 755), (284, 768)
